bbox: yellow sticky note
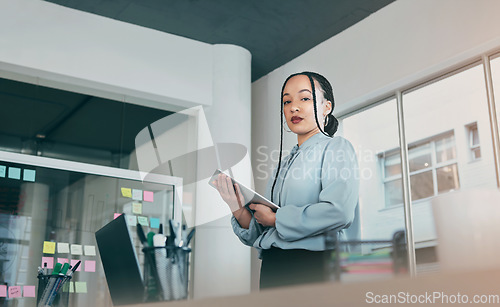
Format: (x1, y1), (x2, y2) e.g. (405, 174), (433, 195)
(132, 202), (142, 214)
(121, 188), (132, 198)
(43, 241), (56, 254)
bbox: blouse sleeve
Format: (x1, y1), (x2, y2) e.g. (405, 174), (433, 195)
(274, 137), (359, 242)
(231, 209), (266, 246)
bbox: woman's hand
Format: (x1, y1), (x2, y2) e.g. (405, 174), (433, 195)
(248, 203), (276, 227)
(213, 173), (244, 212)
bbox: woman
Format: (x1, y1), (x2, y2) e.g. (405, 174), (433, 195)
(215, 71), (359, 289)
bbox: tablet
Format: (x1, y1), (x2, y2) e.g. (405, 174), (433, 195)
(208, 169), (279, 211)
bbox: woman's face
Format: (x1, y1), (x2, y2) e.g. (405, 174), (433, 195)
(282, 74), (332, 139)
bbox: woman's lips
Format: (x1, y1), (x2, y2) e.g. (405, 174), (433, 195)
(291, 116), (303, 124)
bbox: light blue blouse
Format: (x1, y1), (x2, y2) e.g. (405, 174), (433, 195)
(231, 133), (359, 252)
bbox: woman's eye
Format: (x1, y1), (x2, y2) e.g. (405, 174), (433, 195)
(301, 97), (310, 101)
(283, 100), (291, 105)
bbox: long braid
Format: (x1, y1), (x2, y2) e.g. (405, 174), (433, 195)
(306, 74), (330, 137)
(271, 73), (300, 202)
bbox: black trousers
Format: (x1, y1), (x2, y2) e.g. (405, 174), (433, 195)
(259, 247), (330, 289)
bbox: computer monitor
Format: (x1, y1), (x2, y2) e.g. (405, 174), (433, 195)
(96, 214), (143, 305)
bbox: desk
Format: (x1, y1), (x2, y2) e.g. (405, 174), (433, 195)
(128, 269), (500, 306)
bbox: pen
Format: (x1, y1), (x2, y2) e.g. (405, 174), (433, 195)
(44, 263), (70, 307)
(37, 263), (62, 307)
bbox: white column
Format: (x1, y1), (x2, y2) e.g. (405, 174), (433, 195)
(192, 44), (253, 299)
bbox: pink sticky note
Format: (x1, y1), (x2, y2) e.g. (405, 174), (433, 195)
(114, 213), (122, 219)
(84, 260), (96, 272)
(70, 259), (81, 271)
(143, 191), (154, 202)
(41, 257), (54, 269)
(57, 258), (69, 265)
(8, 286), (21, 298)
(0, 285), (6, 297)
(23, 286), (36, 297)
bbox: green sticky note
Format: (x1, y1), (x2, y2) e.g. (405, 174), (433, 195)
(75, 282), (87, 293)
(137, 216), (148, 226)
(69, 282), (75, 293)
(8, 167), (21, 180)
(23, 169), (36, 182)
(0, 165), (5, 177)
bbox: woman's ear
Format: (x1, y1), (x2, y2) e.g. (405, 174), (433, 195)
(324, 100), (333, 115)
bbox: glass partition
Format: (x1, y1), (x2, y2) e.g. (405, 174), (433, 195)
(0, 151), (182, 306)
(339, 98), (408, 282)
(402, 63), (497, 273)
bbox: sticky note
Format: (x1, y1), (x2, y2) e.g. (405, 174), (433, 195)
(70, 259), (81, 271)
(132, 189), (143, 201)
(143, 191), (154, 202)
(150, 217), (160, 229)
(85, 260), (96, 272)
(138, 216), (149, 226)
(126, 215), (137, 226)
(23, 169), (36, 182)
(0, 165), (6, 177)
(43, 241), (56, 254)
(8, 286), (21, 298)
(132, 202), (142, 214)
(41, 257), (54, 269)
(121, 187), (132, 198)
(63, 282), (74, 293)
(23, 286), (36, 297)
(57, 242), (70, 253)
(0, 285), (6, 297)
(114, 213), (122, 219)
(57, 258), (69, 265)
(8, 167), (21, 180)
(75, 282), (87, 293)
(70, 244), (83, 255)
(84, 245), (96, 256)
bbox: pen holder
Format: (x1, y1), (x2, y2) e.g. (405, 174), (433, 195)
(36, 275), (71, 307)
(142, 246), (191, 302)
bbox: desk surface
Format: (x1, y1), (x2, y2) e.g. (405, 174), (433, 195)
(128, 269), (500, 306)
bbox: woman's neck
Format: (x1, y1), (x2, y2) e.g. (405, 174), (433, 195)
(297, 129), (321, 147)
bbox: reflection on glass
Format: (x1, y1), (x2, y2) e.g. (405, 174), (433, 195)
(436, 164), (460, 193)
(384, 153), (401, 177)
(340, 99), (408, 282)
(410, 171), (433, 200)
(403, 63), (496, 275)
(435, 134), (456, 163)
(384, 178), (403, 207)
(408, 143), (432, 172)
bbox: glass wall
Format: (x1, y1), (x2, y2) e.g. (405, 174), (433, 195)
(339, 98), (408, 282)
(402, 63), (497, 273)
(0, 153), (178, 307)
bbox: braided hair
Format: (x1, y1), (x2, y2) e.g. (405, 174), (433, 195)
(270, 71), (339, 202)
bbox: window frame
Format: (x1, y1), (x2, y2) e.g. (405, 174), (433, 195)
(381, 130), (459, 208)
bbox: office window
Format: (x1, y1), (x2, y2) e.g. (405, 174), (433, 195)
(382, 132), (459, 207)
(466, 123), (481, 160)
